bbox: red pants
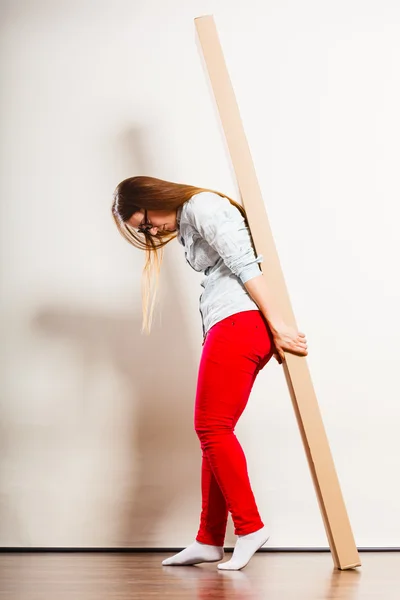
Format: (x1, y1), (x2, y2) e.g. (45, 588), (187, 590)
(194, 310), (275, 546)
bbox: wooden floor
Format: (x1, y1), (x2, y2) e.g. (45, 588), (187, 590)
(0, 551), (398, 599)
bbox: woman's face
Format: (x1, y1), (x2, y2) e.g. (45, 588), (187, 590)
(127, 209), (178, 236)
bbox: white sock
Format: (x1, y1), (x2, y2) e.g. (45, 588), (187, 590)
(217, 526), (269, 571)
(162, 540), (224, 566)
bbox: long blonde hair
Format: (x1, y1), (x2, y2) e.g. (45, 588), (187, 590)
(111, 175), (247, 333)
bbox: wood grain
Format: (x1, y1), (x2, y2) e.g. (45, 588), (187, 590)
(0, 552), (398, 599)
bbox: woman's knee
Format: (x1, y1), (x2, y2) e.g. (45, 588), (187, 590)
(194, 417), (233, 442)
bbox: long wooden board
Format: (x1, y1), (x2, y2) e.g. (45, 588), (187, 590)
(194, 14), (360, 570)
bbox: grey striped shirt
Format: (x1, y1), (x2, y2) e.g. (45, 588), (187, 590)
(176, 192), (263, 341)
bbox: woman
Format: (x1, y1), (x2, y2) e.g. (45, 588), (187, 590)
(112, 176), (307, 570)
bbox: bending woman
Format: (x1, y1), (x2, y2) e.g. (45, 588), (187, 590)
(112, 176), (307, 571)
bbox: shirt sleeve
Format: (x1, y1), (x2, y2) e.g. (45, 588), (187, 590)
(186, 192), (263, 284)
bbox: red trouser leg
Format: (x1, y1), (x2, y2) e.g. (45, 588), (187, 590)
(194, 310), (274, 545)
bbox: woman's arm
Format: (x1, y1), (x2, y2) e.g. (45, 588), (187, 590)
(244, 273), (285, 333)
(185, 193), (307, 360)
(244, 273), (308, 361)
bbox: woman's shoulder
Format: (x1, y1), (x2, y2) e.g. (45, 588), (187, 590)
(178, 192), (242, 233)
(188, 190), (227, 206)
(185, 191), (236, 218)
(178, 192), (217, 224)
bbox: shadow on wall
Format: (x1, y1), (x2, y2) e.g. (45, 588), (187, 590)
(30, 126), (202, 547)
(32, 250), (201, 547)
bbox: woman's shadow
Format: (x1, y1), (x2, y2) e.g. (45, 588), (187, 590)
(33, 250), (202, 547)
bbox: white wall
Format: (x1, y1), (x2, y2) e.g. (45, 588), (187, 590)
(0, 0), (399, 548)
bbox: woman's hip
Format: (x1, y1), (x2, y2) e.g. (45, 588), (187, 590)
(202, 310), (274, 371)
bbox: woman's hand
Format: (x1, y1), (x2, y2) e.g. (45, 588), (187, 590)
(242, 274), (308, 363)
(271, 323), (308, 364)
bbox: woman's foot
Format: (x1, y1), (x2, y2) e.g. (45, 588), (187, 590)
(217, 526), (269, 570)
(162, 540), (224, 566)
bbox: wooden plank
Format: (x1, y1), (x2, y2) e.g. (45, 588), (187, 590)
(194, 14), (360, 570)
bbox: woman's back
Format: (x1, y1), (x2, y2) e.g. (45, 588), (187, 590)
(177, 192), (263, 341)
